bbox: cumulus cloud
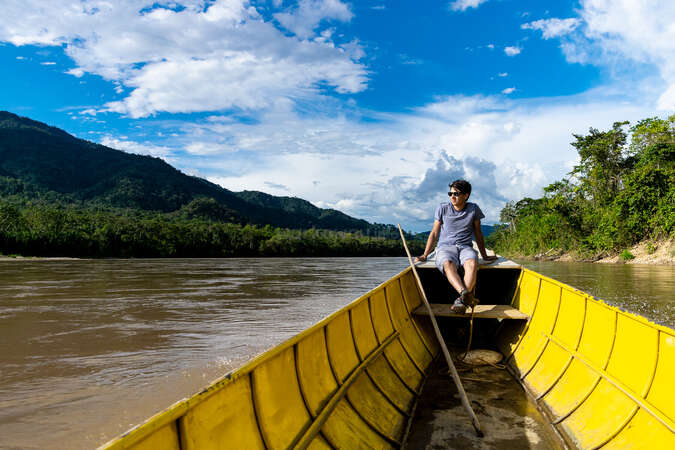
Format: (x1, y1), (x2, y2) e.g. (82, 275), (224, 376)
(274, 0), (353, 39)
(521, 18), (580, 39)
(100, 136), (173, 160)
(523, 2), (675, 110)
(504, 46), (521, 56)
(501, 87), (515, 94)
(0, 0), (366, 118)
(449, 0), (489, 12)
(166, 88), (652, 230)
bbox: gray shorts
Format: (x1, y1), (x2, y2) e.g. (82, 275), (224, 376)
(435, 245), (478, 274)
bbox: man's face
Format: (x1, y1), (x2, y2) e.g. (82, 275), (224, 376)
(448, 188), (469, 208)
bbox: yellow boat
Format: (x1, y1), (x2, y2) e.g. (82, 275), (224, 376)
(102, 258), (675, 449)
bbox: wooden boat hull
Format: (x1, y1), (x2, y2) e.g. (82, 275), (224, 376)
(102, 264), (675, 449)
(497, 268), (675, 449)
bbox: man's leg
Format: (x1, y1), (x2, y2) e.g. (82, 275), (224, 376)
(443, 260), (467, 294)
(462, 258), (478, 292)
(459, 247), (479, 306)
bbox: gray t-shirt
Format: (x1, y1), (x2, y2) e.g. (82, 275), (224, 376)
(434, 202), (485, 247)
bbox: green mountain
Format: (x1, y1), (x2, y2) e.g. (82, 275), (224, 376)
(0, 111), (403, 237)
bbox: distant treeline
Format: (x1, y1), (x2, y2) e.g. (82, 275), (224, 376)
(487, 115), (674, 257)
(0, 201), (423, 258)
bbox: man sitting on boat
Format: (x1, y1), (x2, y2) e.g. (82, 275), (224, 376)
(415, 179), (497, 313)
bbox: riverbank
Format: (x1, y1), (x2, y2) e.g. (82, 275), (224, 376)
(523, 238), (674, 265)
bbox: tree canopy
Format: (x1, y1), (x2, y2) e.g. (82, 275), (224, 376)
(488, 115), (674, 257)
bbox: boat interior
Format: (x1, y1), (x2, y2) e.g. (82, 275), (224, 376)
(103, 259), (675, 450)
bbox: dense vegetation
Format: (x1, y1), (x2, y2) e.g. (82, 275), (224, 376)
(488, 116), (675, 258)
(0, 111), (423, 257)
(0, 199), (423, 258)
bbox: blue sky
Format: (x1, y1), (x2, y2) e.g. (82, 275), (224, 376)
(1, 0), (674, 230)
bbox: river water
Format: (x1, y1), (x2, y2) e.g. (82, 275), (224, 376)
(0, 258), (672, 449)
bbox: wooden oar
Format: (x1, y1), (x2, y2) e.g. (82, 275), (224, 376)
(398, 224), (484, 437)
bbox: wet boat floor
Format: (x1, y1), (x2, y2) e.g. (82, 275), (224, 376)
(405, 359), (564, 449)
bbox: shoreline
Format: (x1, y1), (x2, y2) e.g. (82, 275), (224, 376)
(515, 238), (674, 265)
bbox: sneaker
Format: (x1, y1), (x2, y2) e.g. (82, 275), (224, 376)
(450, 297), (467, 314)
(461, 289), (476, 307)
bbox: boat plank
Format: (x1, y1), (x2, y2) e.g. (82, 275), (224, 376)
(413, 304), (529, 320)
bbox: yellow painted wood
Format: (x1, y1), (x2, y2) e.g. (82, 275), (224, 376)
(646, 331), (675, 421)
(325, 311), (360, 382)
(523, 289), (585, 397)
(345, 371), (406, 442)
(383, 339), (424, 393)
(605, 314), (659, 396)
(551, 288), (586, 349)
(384, 283), (433, 372)
(501, 268), (675, 449)
(576, 299), (616, 368)
(369, 289), (395, 343)
(180, 376), (265, 450)
(604, 409), (675, 449)
(509, 279), (561, 377)
(523, 342), (570, 398)
(542, 358), (600, 420)
(305, 434), (332, 449)
(364, 358), (415, 412)
(350, 300), (378, 360)
(292, 331), (399, 449)
(497, 270), (539, 357)
(320, 400), (393, 449)
(251, 346), (311, 449)
(399, 273), (439, 354)
(130, 422), (180, 450)
(561, 379), (638, 449)
(414, 304), (530, 319)
(295, 328), (338, 417)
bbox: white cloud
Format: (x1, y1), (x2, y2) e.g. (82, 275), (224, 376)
(40, 61), (56, 65)
(524, 2), (675, 110)
(501, 87), (515, 94)
(498, 72), (508, 77)
(521, 18), (580, 39)
(0, 0), (366, 118)
(504, 46), (521, 56)
(449, 0), (489, 12)
(274, 0), (353, 39)
(169, 88), (652, 230)
(100, 136), (173, 160)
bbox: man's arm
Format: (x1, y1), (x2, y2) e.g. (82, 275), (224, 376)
(474, 219), (498, 261)
(415, 220), (441, 262)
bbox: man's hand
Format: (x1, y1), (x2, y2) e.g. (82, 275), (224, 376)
(482, 254), (498, 262)
(414, 254), (427, 263)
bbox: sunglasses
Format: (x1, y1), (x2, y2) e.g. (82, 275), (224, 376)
(448, 191), (464, 197)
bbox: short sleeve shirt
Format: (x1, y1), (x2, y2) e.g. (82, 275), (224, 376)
(434, 202), (485, 247)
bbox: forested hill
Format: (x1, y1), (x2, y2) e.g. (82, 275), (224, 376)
(0, 111), (399, 237)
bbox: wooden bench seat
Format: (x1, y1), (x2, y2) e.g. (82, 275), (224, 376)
(412, 304), (529, 320)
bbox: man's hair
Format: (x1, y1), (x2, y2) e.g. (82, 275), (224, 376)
(449, 179), (472, 196)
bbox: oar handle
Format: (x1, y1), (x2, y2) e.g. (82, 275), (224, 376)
(398, 224), (483, 437)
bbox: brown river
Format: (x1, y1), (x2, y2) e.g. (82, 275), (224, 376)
(1, 258), (673, 449)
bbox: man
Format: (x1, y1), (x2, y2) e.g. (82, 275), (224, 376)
(415, 179), (498, 313)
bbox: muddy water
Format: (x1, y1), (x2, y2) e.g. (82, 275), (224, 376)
(1, 258), (672, 449)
